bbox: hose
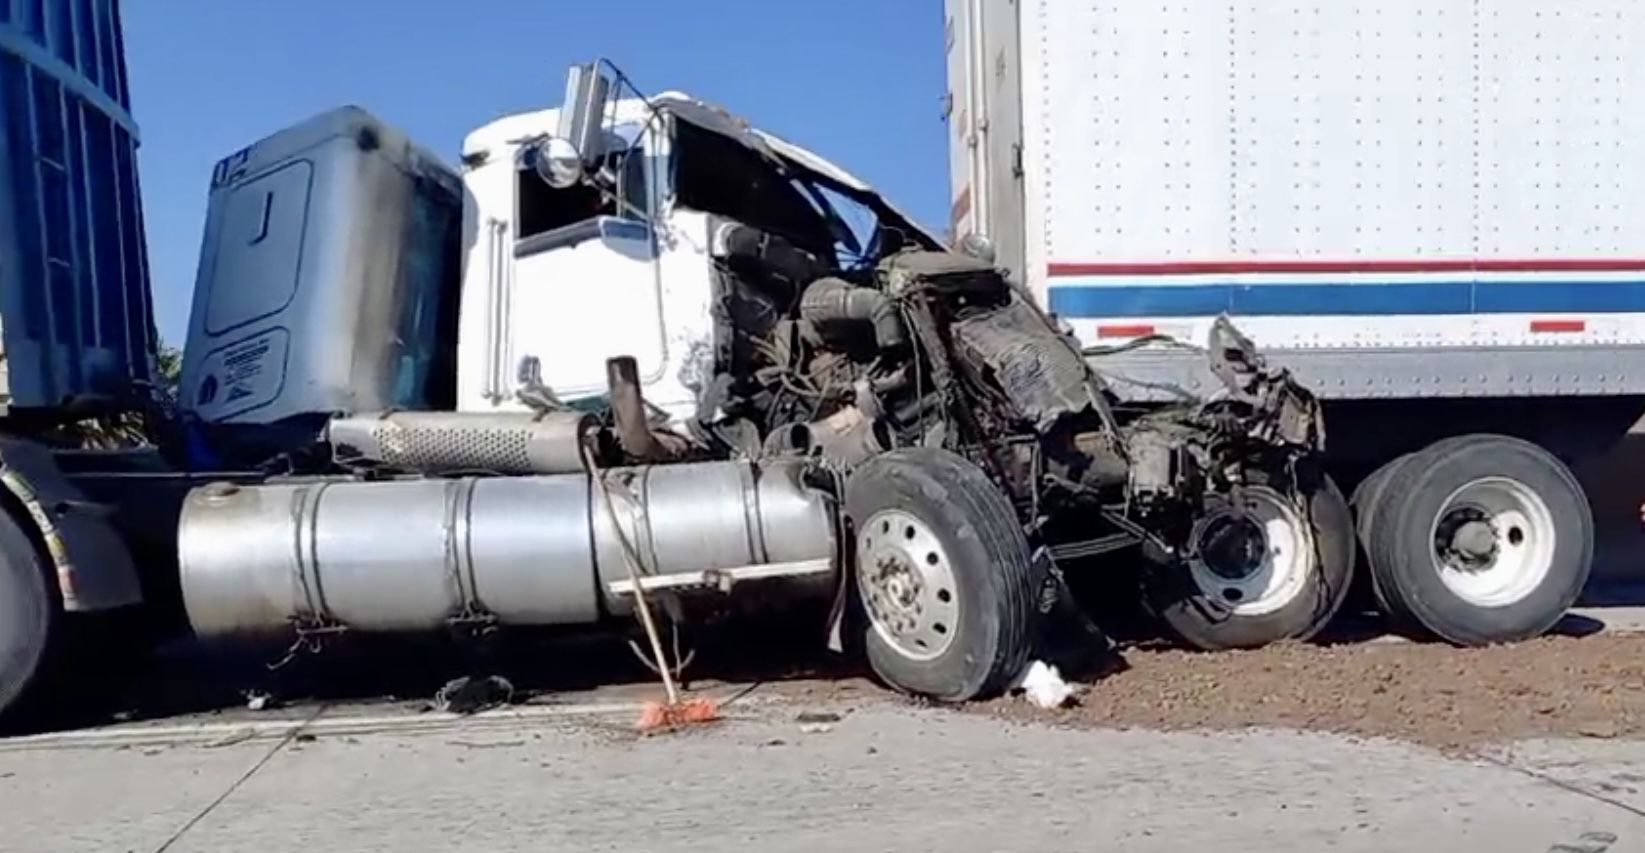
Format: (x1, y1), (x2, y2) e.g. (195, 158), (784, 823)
(800, 277), (908, 349)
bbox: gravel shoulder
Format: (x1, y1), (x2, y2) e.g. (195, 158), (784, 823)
(987, 634), (1645, 751)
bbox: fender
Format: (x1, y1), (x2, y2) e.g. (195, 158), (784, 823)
(0, 439), (141, 612)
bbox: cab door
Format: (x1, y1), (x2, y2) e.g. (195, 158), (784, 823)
(458, 120), (670, 410)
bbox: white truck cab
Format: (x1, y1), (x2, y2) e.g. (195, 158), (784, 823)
(455, 97), (706, 420)
(454, 90), (938, 426)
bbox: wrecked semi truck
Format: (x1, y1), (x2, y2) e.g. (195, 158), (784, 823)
(173, 66), (1344, 699)
(0, 48), (1348, 718)
(944, 0), (1627, 645)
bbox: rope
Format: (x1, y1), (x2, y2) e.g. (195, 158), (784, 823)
(581, 444), (681, 705)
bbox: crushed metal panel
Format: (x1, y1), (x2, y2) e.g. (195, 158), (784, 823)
(952, 299), (1092, 431)
(1092, 344), (1645, 402)
(654, 93), (945, 251)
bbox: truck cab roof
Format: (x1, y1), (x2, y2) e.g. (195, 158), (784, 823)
(462, 92), (941, 249)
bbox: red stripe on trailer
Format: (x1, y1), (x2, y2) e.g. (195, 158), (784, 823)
(1047, 259), (1645, 276)
(1529, 319), (1586, 333)
(1095, 324), (1156, 338)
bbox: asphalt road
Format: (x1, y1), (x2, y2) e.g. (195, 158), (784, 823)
(0, 690), (1640, 853)
(0, 427), (1638, 851)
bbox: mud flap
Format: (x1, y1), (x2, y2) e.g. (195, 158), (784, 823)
(825, 488), (851, 654)
(0, 439), (142, 612)
(1028, 546), (1118, 678)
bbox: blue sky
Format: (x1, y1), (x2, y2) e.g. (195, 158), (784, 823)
(123, 1), (951, 344)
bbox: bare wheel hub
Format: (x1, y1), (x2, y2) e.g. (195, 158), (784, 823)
(1186, 486), (1314, 616)
(856, 509), (960, 661)
(1199, 514), (1269, 582)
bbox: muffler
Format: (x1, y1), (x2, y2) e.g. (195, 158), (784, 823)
(327, 410), (598, 475)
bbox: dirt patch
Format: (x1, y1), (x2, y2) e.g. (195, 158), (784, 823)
(986, 635), (1645, 751)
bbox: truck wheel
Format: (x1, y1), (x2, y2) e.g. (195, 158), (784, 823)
(1365, 434), (1591, 645)
(1351, 453), (1419, 625)
(0, 512), (55, 723)
(1351, 437), (1474, 627)
(1150, 468), (1354, 650)
(845, 448), (1038, 701)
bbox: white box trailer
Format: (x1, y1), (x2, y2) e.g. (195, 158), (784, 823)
(948, 0), (1645, 398)
(946, 0), (1638, 641)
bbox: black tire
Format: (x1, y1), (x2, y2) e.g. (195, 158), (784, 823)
(0, 511), (56, 724)
(1149, 468), (1355, 650)
(1352, 437), (1477, 628)
(1351, 453), (1419, 625)
(1366, 434), (1592, 646)
(1352, 454), (1414, 543)
(844, 448), (1039, 701)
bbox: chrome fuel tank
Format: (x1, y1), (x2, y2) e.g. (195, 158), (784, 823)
(179, 460), (836, 637)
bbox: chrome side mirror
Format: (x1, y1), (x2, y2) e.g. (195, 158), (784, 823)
(532, 136), (585, 189)
(532, 63), (613, 190)
(958, 232), (996, 264)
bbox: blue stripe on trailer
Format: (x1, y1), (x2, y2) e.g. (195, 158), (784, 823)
(1046, 280), (1645, 318)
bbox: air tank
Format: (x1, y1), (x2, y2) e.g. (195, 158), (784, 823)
(0, 0), (155, 412)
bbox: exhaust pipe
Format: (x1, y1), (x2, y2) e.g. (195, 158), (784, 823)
(328, 410), (597, 475)
(606, 356), (691, 462)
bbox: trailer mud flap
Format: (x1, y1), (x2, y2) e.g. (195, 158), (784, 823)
(0, 440), (142, 612)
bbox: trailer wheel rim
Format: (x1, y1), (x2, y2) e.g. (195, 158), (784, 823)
(1429, 476), (1556, 608)
(856, 509), (960, 661)
(1187, 487), (1313, 617)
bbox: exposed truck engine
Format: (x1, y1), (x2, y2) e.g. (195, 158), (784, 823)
(168, 64), (1347, 701)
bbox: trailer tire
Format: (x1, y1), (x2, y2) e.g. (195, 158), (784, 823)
(0, 511), (55, 724)
(1366, 434), (1591, 646)
(1352, 437), (1478, 628)
(845, 448), (1039, 701)
(1150, 468), (1354, 650)
(1351, 453), (1420, 625)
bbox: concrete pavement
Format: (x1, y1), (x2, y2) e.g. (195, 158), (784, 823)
(1, 693), (1639, 853)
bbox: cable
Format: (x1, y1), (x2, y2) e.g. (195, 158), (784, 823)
(151, 705), (328, 853)
(1083, 333), (1202, 357)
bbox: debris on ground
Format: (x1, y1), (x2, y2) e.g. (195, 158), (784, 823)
(1015, 660), (1078, 709)
(204, 728), (255, 749)
(635, 696), (720, 732)
(796, 710), (843, 724)
(432, 675), (515, 715)
(448, 739), (526, 750)
(985, 635), (1645, 750)
(244, 690), (276, 712)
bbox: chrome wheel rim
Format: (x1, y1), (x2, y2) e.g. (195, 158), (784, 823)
(1430, 477), (1556, 608)
(856, 509), (960, 661)
(1187, 487), (1314, 616)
